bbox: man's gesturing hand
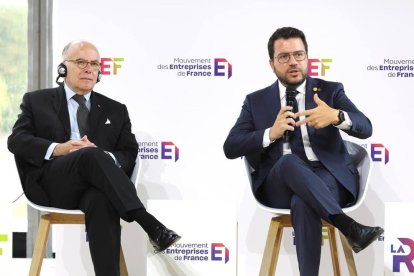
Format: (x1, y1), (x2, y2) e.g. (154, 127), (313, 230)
(295, 93), (340, 129)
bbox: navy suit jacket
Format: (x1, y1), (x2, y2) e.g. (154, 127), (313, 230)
(223, 76), (372, 202)
(8, 84), (138, 206)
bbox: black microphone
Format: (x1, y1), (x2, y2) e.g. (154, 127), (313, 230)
(283, 86), (297, 142)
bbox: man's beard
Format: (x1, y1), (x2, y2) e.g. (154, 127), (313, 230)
(276, 69), (307, 87)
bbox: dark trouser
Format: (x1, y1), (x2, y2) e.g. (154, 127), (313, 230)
(39, 147), (144, 276)
(259, 154), (352, 276)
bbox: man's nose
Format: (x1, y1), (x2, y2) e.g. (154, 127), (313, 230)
(83, 63), (93, 72)
(287, 54), (298, 66)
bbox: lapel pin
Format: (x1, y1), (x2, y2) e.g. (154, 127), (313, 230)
(105, 118), (111, 125)
(312, 87), (321, 92)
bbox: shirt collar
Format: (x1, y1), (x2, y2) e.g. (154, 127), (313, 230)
(64, 82), (92, 102)
(278, 79), (307, 101)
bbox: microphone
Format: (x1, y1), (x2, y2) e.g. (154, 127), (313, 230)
(283, 86), (297, 142)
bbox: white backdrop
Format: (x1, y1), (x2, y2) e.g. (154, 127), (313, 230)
(1, 0), (414, 275)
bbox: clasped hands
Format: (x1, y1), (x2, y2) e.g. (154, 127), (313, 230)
(269, 94), (340, 141)
(53, 135), (97, 157)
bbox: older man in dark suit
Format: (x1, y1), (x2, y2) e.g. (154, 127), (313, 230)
(8, 41), (180, 276)
(224, 27), (383, 276)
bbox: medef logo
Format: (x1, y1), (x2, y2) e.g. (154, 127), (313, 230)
(161, 142), (179, 162)
(214, 58), (232, 79)
(391, 238), (414, 272)
(308, 58), (332, 77)
(138, 141), (179, 162)
(100, 57), (124, 75)
(157, 58), (232, 78)
(211, 243), (229, 264)
(371, 143), (389, 164)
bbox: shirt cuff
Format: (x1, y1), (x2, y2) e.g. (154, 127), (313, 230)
(263, 128), (275, 148)
(334, 111), (352, 130)
(45, 143), (58, 160)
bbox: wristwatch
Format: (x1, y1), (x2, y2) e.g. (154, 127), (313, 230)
(336, 110), (345, 125)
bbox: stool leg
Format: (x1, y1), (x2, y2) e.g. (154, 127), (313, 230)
(327, 226), (341, 276)
(29, 215), (51, 276)
(260, 217), (284, 276)
(339, 231), (358, 276)
(120, 246), (128, 276)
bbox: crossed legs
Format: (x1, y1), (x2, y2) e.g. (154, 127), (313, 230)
(259, 154), (352, 276)
(39, 148), (157, 276)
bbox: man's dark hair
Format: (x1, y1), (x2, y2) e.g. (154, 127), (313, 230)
(267, 27), (308, 59)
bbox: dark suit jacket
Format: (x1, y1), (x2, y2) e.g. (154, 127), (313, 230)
(223, 76), (372, 202)
(8, 84), (138, 206)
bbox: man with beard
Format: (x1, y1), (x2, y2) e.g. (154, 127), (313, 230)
(223, 27), (383, 276)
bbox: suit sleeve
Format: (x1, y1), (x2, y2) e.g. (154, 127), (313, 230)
(332, 83), (372, 139)
(7, 92), (52, 167)
(223, 96), (267, 159)
(110, 104), (138, 175)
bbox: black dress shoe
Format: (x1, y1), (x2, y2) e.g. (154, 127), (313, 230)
(149, 226), (181, 253)
(346, 221), (384, 253)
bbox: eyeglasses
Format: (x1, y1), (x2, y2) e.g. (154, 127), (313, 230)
(65, 59), (101, 70)
(275, 51), (307, 64)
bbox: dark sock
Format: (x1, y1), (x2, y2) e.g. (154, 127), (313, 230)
(331, 213), (355, 236)
(129, 209), (164, 238)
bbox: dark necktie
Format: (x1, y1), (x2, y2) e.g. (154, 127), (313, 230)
(72, 94), (89, 137)
(289, 91), (308, 161)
